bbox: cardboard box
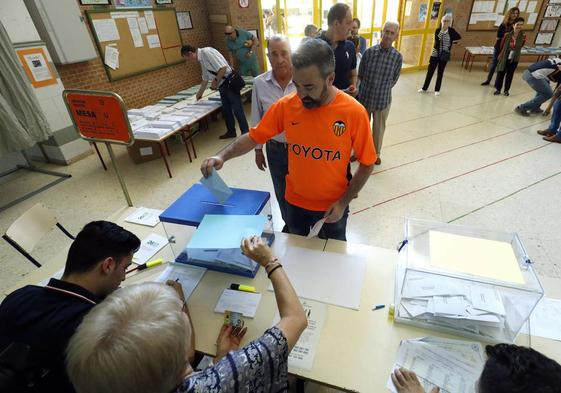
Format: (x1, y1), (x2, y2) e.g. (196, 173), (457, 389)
(127, 140), (162, 164)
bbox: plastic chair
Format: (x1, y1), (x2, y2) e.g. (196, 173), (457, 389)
(2, 203), (74, 268)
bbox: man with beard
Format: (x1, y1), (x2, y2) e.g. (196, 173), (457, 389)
(201, 39), (376, 241)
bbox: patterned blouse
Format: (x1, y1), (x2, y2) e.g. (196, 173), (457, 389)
(176, 326), (289, 393)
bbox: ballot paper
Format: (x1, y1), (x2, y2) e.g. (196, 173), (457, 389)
(386, 337), (485, 393)
(125, 207), (163, 227)
(156, 262), (206, 300)
(199, 168), (233, 204)
(521, 297), (561, 341)
(214, 288), (262, 317)
(133, 233), (168, 264)
(272, 299), (327, 371)
(307, 217), (327, 239)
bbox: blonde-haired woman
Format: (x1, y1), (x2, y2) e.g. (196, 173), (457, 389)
(418, 15), (461, 96)
(481, 7), (520, 85)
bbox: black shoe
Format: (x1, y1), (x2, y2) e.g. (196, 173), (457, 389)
(494, 90), (501, 95)
(219, 132), (236, 139)
(481, 81), (490, 86)
(530, 108), (544, 114)
(504, 91), (509, 96)
(515, 106), (529, 117)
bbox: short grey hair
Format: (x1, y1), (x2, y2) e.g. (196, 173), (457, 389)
(267, 34), (290, 51)
(292, 39), (334, 79)
(442, 14), (453, 23)
(66, 283), (190, 393)
(383, 20), (400, 32)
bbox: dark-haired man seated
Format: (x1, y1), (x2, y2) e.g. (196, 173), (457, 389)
(391, 343), (561, 393)
(0, 221), (140, 392)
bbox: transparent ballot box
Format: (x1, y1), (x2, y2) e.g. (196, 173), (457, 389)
(394, 218), (543, 343)
(159, 184), (273, 278)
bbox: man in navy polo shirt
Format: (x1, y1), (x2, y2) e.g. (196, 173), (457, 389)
(0, 221), (140, 392)
(318, 3), (357, 96)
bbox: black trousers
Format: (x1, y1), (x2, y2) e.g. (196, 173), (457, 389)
(422, 56), (448, 92)
(494, 60), (519, 93)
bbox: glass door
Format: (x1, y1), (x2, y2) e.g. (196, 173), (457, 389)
(397, 0), (444, 71)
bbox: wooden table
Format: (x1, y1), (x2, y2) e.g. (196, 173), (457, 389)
(6, 207), (561, 392)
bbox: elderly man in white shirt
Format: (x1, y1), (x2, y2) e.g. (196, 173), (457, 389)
(251, 35), (295, 231)
(181, 44), (249, 139)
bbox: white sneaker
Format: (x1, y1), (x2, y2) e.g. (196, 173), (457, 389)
(435, 91), (440, 96)
(418, 88), (426, 93)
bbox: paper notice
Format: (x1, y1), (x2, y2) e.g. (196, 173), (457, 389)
(147, 34), (161, 49)
(104, 45), (119, 70)
(144, 10), (156, 29)
(526, 1), (537, 13)
(138, 17), (149, 34)
(111, 11), (139, 18)
(495, 15), (503, 27)
(518, 0), (527, 11)
(92, 19), (120, 42)
(405, 0), (413, 16)
(528, 12), (537, 25)
(127, 17), (143, 47)
(495, 0), (506, 13)
(22, 52), (53, 82)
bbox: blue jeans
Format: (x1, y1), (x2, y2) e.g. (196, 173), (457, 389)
(219, 83), (249, 135)
(548, 98), (561, 132)
(485, 48), (499, 83)
(520, 70), (553, 112)
(284, 202), (349, 241)
(265, 140), (289, 228)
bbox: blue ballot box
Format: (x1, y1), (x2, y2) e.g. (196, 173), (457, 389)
(159, 184), (273, 277)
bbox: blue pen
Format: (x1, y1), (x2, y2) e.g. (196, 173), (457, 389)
(373, 304), (385, 311)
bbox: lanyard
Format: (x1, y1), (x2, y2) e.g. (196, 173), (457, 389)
(44, 285), (97, 305)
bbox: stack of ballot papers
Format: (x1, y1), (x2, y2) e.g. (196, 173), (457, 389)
(133, 128), (171, 140)
(398, 274), (508, 338)
(185, 214), (268, 275)
(387, 337), (485, 393)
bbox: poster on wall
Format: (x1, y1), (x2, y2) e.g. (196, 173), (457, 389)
(176, 11), (192, 29)
(540, 19), (559, 31)
(544, 5), (561, 18)
(431, 2), (441, 20)
(114, 0), (152, 8)
(419, 3), (427, 22)
(15, 47), (57, 88)
(535, 32), (554, 45)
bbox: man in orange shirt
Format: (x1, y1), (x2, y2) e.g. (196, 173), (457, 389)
(201, 39), (376, 240)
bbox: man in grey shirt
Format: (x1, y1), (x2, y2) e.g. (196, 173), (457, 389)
(357, 22), (402, 165)
(251, 36), (295, 231)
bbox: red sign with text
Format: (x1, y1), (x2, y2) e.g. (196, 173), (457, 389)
(64, 92), (132, 145)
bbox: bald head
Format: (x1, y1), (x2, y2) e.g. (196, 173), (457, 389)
(225, 25), (236, 40)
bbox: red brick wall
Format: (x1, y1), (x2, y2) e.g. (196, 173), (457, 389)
(56, 0), (212, 109)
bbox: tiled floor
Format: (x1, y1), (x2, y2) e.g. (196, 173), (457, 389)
(1, 63), (561, 391)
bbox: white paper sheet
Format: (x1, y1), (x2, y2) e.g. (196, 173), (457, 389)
(144, 10), (156, 29)
(176, 11), (192, 29)
(268, 247), (366, 310)
(496, 0), (506, 13)
(495, 15), (503, 27)
(405, 0), (412, 16)
(147, 34), (161, 49)
(92, 18), (120, 42)
(518, 0), (527, 12)
(526, 1), (537, 12)
(521, 297), (561, 341)
(111, 11), (139, 19)
(137, 17), (149, 34)
(307, 217), (326, 239)
(133, 233), (168, 264)
(125, 207), (163, 227)
(386, 337), (485, 393)
(214, 288), (262, 317)
(104, 45), (119, 70)
(22, 53), (52, 82)
(127, 18), (143, 47)
(470, 286), (506, 316)
(272, 299), (327, 371)
(156, 262), (206, 300)
(199, 168), (233, 204)
(528, 12), (538, 25)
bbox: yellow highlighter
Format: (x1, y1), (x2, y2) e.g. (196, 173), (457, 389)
(126, 258), (163, 275)
(230, 283), (257, 293)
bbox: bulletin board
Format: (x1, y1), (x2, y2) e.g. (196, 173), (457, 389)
(87, 8), (183, 81)
(467, 0), (545, 31)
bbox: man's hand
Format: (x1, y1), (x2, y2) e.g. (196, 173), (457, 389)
(214, 324), (247, 362)
(210, 79), (218, 90)
(165, 280), (186, 303)
(255, 149), (267, 171)
(200, 156), (224, 178)
(346, 84), (358, 96)
(391, 368), (440, 393)
(544, 108), (551, 116)
(324, 200), (346, 223)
